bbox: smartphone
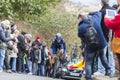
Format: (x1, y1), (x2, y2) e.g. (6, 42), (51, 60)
(106, 9), (116, 18)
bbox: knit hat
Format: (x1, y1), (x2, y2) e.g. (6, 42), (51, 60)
(1, 20), (11, 29)
(25, 34), (32, 40)
(101, 0), (109, 4)
(36, 36), (40, 40)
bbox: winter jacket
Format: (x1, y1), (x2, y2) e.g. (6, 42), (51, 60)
(30, 48), (40, 63)
(100, 4), (115, 42)
(32, 40), (42, 49)
(17, 35), (26, 58)
(0, 23), (13, 49)
(78, 12), (107, 50)
(38, 48), (47, 65)
(104, 14), (120, 38)
(9, 44), (18, 58)
(0, 23), (12, 42)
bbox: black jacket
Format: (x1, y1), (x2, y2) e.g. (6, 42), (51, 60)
(32, 40), (41, 49)
(30, 48), (39, 63)
(100, 4), (115, 42)
(40, 48), (47, 65)
(17, 35), (26, 58)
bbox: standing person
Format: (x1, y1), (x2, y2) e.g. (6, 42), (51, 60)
(30, 36), (42, 75)
(7, 30), (19, 73)
(104, 0), (120, 75)
(30, 43), (40, 75)
(10, 30), (19, 72)
(17, 31), (27, 73)
(38, 42), (48, 76)
(9, 40), (18, 72)
(0, 20), (15, 72)
(77, 12), (111, 80)
(32, 36), (42, 49)
(23, 33), (32, 74)
(96, 0), (115, 75)
(4, 22), (17, 73)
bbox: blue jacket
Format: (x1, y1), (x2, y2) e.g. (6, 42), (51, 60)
(50, 37), (66, 57)
(78, 12), (107, 50)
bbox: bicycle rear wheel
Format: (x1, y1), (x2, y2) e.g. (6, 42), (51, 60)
(53, 57), (60, 78)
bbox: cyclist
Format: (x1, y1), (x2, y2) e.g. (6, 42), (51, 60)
(50, 33), (66, 60)
(50, 33), (67, 77)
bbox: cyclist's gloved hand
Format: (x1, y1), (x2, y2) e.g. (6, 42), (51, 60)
(60, 49), (64, 54)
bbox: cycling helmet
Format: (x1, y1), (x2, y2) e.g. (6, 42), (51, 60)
(55, 33), (62, 40)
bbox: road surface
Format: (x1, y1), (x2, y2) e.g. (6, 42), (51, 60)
(0, 72), (63, 80)
(0, 71), (119, 80)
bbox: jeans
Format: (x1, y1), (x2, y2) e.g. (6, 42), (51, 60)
(32, 63), (38, 75)
(24, 58), (30, 73)
(38, 64), (46, 76)
(85, 46), (111, 80)
(17, 58), (23, 72)
(114, 54), (120, 73)
(27, 59), (32, 73)
(98, 46), (115, 74)
(0, 49), (6, 70)
(4, 51), (10, 70)
(11, 57), (16, 71)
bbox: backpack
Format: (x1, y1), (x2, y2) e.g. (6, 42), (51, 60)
(84, 16), (99, 50)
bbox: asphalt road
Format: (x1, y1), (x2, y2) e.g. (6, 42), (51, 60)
(0, 72), (63, 80)
(1, 71), (119, 80)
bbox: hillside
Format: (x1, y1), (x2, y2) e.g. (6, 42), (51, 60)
(16, 0), (100, 52)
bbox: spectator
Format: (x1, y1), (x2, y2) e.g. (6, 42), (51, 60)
(96, 0), (115, 75)
(104, 0), (120, 75)
(17, 31), (27, 73)
(23, 33), (32, 74)
(77, 12), (111, 80)
(38, 42), (48, 76)
(0, 20), (15, 72)
(31, 36), (42, 75)
(9, 30), (19, 72)
(10, 21), (17, 34)
(32, 36), (42, 49)
(4, 24), (18, 73)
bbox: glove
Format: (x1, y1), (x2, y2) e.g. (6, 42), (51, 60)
(60, 49), (64, 54)
(12, 38), (16, 42)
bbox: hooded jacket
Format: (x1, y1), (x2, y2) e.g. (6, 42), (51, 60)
(78, 12), (107, 50)
(0, 23), (12, 42)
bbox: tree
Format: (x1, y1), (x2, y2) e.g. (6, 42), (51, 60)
(0, 0), (61, 23)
